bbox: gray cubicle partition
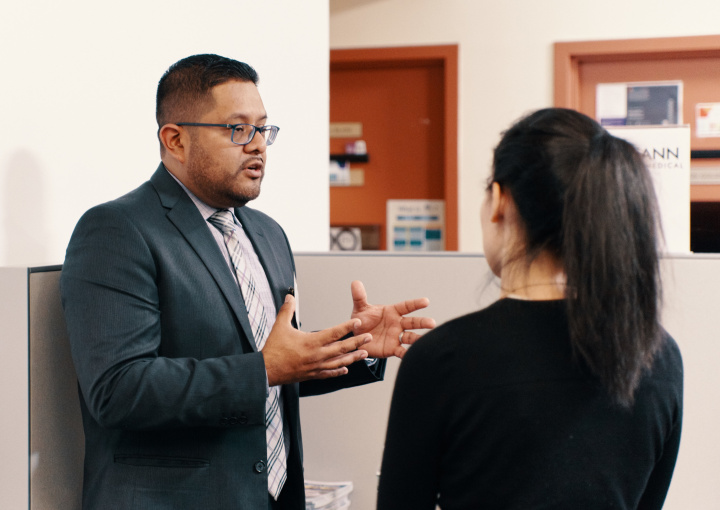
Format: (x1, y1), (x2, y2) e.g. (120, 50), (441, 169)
(2, 253), (719, 509)
(296, 252), (720, 510)
(295, 253), (498, 510)
(1, 266), (83, 510)
(28, 267), (84, 509)
(1, 267), (31, 509)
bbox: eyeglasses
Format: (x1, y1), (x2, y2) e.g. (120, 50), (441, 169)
(176, 123), (280, 146)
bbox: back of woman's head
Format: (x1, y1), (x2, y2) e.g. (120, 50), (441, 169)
(492, 107), (663, 407)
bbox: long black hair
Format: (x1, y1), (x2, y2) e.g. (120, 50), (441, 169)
(492, 107), (663, 407)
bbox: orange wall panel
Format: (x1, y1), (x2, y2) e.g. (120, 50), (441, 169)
(330, 63), (445, 249)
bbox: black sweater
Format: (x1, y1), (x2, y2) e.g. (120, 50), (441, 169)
(377, 298), (683, 510)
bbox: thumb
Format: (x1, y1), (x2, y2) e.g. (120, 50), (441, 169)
(351, 280), (368, 310)
(276, 293), (296, 324)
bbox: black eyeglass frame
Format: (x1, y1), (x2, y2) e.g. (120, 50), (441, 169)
(175, 122), (280, 146)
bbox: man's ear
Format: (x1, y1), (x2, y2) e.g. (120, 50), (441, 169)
(158, 124), (187, 164)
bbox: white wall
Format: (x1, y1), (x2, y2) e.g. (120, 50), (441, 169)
(0, 0), (330, 267)
(330, 0), (720, 251)
(5, 0), (716, 261)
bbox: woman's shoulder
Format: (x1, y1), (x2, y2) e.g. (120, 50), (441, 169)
(428, 297), (565, 332)
(408, 298), (567, 356)
(650, 330), (683, 383)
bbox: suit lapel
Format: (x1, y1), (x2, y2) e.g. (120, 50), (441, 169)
(150, 165), (257, 352)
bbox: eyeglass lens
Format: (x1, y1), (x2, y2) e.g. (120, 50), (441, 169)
(231, 125), (279, 146)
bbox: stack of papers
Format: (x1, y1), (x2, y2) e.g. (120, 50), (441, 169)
(304, 480), (353, 510)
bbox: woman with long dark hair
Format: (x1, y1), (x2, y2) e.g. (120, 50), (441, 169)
(377, 108), (683, 509)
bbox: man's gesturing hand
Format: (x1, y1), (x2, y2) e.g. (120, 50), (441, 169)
(262, 294), (371, 386)
(350, 280), (436, 359)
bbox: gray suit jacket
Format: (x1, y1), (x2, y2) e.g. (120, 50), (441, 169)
(60, 164), (385, 510)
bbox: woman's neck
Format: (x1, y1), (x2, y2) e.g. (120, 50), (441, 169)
(499, 252), (566, 301)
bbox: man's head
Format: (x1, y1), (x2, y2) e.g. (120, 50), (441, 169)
(157, 54), (275, 209)
(156, 54), (259, 137)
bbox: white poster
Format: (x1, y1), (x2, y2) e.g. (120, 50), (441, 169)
(696, 103), (720, 138)
(386, 200), (445, 251)
(606, 125), (691, 254)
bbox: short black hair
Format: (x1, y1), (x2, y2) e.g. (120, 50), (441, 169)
(156, 54), (259, 128)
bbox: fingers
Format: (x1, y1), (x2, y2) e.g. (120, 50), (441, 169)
(400, 316), (436, 330)
(321, 346), (369, 370)
(321, 332), (371, 359)
(313, 367), (349, 379)
(322, 318), (363, 345)
(392, 297), (430, 315)
(394, 345), (408, 359)
(306, 339), (370, 379)
(399, 331), (422, 345)
(263, 320), (370, 385)
(276, 293), (296, 324)
(306, 320), (371, 362)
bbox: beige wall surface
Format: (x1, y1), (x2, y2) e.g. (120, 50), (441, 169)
(0, 0), (330, 267)
(330, 0), (720, 252)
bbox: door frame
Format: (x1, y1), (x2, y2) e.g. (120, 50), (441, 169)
(554, 35), (720, 202)
(330, 45), (459, 250)
(554, 34), (720, 112)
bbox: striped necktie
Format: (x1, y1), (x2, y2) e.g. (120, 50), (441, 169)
(208, 209), (287, 500)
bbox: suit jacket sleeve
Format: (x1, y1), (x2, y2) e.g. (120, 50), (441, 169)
(299, 356), (386, 397)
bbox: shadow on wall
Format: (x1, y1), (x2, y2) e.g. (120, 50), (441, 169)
(2, 150), (48, 266)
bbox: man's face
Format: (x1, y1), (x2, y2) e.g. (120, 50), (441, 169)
(184, 80), (269, 209)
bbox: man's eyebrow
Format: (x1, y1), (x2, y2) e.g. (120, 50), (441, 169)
(227, 113), (268, 123)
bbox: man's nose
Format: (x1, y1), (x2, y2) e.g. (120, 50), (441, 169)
(244, 129), (267, 153)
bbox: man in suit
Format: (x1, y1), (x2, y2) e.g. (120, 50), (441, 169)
(60, 54), (434, 510)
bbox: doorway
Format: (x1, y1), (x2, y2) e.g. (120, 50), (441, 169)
(330, 45), (458, 250)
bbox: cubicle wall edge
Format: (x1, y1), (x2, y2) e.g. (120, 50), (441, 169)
(1, 265), (80, 510)
(0, 267), (31, 509)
